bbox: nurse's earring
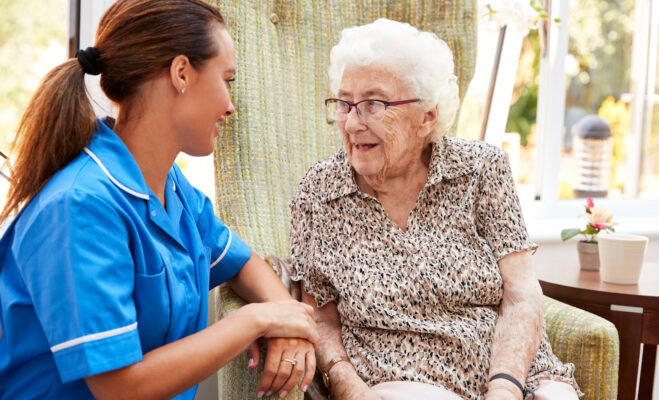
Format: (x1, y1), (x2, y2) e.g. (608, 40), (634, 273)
(180, 87), (186, 94)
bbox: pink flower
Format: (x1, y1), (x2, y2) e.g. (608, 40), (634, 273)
(561, 199), (616, 242)
(586, 197), (594, 211)
(589, 206), (613, 229)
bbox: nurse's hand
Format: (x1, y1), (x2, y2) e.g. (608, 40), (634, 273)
(251, 337), (316, 398)
(246, 299), (319, 344)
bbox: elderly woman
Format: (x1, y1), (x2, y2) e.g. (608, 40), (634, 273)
(290, 19), (580, 400)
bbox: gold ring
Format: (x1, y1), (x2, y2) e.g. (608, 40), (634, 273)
(282, 358), (298, 366)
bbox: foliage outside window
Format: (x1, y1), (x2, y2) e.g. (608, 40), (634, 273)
(559, 0), (634, 199)
(499, 0), (659, 200)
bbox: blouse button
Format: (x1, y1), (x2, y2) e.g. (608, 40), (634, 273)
(151, 210), (157, 217)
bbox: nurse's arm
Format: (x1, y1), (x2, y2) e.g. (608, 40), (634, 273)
(85, 297), (317, 400)
(227, 251), (293, 302)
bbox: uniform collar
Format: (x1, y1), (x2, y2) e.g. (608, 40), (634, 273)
(84, 118), (151, 201)
(86, 119), (190, 250)
(320, 136), (482, 203)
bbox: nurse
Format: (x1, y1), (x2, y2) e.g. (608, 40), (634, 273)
(0, 0), (317, 399)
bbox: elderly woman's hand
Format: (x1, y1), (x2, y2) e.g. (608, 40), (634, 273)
(248, 337), (316, 398)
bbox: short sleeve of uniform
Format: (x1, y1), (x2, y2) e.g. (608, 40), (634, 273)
(475, 148), (538, 261)
(14, 190), (142, 383)
(189, 186), (251, 289)
(289, 181), (338, 308)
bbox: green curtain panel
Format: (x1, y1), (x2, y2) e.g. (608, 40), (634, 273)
(543, 297), (619, 400)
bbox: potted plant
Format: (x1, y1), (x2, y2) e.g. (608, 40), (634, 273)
(561, 198), (616, 270)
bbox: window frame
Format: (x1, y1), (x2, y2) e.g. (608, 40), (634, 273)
(534, 0), (568, 204)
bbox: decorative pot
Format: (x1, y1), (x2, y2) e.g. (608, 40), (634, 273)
(599, 233), (649, 284)
(577, 241), (599, 270)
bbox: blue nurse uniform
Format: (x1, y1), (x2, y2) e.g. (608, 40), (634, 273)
(0, 118), (252, 399)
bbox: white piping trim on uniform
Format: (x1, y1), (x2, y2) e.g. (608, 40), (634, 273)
(84, 147), (150, 200)
(50, 322), (138, 353)
(210, 231), (232, 268)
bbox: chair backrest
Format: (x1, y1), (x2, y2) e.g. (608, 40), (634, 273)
(211, 0), (477, 258)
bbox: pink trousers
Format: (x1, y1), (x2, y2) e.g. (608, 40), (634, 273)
(371, 379), (579, 400)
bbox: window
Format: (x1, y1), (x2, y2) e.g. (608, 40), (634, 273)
(559, 0), (635, 200)
(641, 1), (659, 198)
(535, 0), (659, 202)
(466, 0), (659, 240)
(458, 9), (541, 203)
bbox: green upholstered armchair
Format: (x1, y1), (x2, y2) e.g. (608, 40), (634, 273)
(209, 1), (619, 399)
(543, 297), (619, 399)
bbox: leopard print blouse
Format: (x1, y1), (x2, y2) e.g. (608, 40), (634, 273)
(289, 136), (580, 399)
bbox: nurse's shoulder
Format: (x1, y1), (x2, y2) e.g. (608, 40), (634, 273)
(10, 134), (140, 256)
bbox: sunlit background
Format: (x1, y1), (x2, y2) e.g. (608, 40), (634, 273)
(458, 0), (659, 201)
(0, 0), (67, 211)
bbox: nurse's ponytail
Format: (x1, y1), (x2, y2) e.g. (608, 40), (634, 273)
(1, 59), (96, 221)
(1, 0), (225, 220)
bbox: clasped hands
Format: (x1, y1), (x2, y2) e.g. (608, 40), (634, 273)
(239, 298), (318, 398)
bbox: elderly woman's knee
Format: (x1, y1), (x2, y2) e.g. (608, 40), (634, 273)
(371, 381), (462, 400)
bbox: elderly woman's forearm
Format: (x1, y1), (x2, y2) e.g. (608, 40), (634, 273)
(300, 283), (345, 363)
(315, 313), (348, 367)
(487, 251), (544, 394)
(488, 283), (543, 386)
(300, 283), (366, 394)
(314, 314), (368, 397)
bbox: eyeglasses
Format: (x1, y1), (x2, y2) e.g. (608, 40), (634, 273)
(0, 150), (12, 182)
(324, 98), (420, 122)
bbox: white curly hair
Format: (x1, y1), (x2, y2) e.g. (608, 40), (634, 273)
(328, 18), (460, 139)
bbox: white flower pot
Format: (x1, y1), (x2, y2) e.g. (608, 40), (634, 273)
(598, 233), (649, 285)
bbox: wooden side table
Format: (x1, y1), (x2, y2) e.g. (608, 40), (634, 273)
(536, 261), (659, 400)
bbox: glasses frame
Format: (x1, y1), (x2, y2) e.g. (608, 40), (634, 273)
(324, 98), (421, 121)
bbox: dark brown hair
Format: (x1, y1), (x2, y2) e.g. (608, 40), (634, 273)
(1, 0), (225, 219)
